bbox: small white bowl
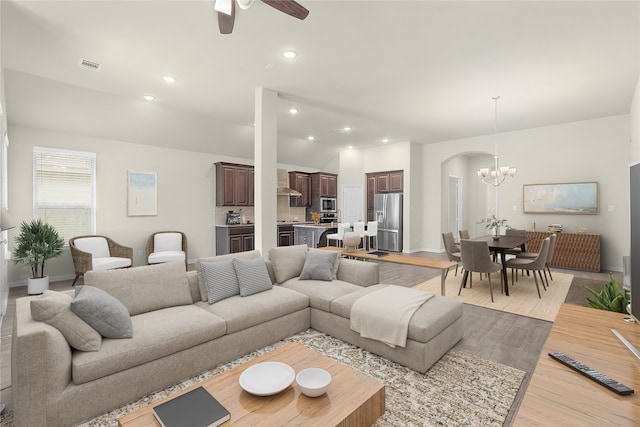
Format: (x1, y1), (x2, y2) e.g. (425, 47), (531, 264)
(296, 368), (331, 397)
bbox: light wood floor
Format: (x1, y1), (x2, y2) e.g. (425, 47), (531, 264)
(0, 251), (615, 425)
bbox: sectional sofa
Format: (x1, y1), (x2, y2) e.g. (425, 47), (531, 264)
(12, 245), (463, 427)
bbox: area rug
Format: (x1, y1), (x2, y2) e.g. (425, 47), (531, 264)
(414, 271), (573, 322)
(0, 329), (524, 427)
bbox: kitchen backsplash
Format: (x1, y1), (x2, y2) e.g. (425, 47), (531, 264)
(215, 200), (306, 225)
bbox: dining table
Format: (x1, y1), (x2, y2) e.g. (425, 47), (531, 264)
(470, 234), (534, 296)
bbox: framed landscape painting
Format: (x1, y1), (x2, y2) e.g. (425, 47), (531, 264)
(127, 171), (157, 216)
(523, 182), (598, 214)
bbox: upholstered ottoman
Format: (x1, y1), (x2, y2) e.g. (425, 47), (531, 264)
(310, 284), (464, 372)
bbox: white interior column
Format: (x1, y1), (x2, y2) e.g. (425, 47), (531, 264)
(254, 87), (278, 254)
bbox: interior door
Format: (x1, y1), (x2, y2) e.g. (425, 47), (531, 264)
(342, 185), (363, 225)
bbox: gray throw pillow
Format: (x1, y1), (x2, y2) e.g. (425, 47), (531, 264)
(299, 251), (339, 281)
(232, 257), (273, 297)
(30, 290), (102, 351)
(71, 286), (133, 339)
(268, 244), (308, 284)
(201, 260), (240, 304)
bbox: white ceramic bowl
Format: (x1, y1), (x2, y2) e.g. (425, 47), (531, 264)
(296, 368), (331, 397)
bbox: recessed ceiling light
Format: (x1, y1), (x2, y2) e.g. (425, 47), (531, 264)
(343, 126), (352, 132)
(283, 50), (297, 59)
(348, 146), (353, 149)
(382, 138), (389, 143)
(143, 95), (155, 101)
(307, 136), (315, 141)
(162, 76), (176, 83)
(289, 108), (299, 114)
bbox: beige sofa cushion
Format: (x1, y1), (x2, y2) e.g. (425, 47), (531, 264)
(72, 305), (226, 384)
(30, 290), (102, 352)
(84, 261), (192, 316)
(194, 286), (309, 334)
(195, 250), (261, 302)
(281, 278), (363, 312)
(331, 284), (464, 344)
(268, 244), (308, 284)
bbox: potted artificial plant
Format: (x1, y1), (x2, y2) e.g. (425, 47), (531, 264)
(478, 215), (511, 240)
(584, 273), (630, 313)
(13, 219), (65, 295)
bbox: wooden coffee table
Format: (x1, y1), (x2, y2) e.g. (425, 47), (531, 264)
(118, 342), (385, 427)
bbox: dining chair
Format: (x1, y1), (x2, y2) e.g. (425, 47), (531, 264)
(326, 223), (350, 247)
(442, 232), (461, 277)
(516, 233), (556, 286)
(364, 221), (378, 251)
(505, 229), (527, 256)
(459, 229), (470, 240)
(506, 237), (550, 298)
(459, 239), (503, 302)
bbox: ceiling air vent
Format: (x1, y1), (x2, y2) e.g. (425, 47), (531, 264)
(79, 58), (102, 71)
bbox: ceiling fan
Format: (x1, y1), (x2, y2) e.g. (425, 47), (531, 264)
(215, 0), (309, 34)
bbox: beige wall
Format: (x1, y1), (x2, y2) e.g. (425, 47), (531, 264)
(428, 114), (631, 271)
(6, 126), (257, 284)
(5, 109), (636, 282)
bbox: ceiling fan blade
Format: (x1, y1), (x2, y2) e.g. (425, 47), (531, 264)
(214, 0), (233, 15)
(217, 1), (235, 34)
(261, 0), (309, 20)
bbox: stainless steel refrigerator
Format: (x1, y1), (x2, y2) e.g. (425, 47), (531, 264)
(374, 193), (403, 252)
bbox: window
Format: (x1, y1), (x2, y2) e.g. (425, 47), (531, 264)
(33, 147), (96, 243)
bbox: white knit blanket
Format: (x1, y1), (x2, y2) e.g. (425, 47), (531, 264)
(350, 285), (435, 348)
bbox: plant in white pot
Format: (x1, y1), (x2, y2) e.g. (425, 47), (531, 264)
(13, 219), (65, 295)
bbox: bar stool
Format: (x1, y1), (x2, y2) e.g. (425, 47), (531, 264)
(326, 223), (350, 247)
(364, 221), (378, 251)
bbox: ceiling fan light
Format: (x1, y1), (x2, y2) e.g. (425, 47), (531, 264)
(237, 0), (254, 10)
(214, 0), (233, 15)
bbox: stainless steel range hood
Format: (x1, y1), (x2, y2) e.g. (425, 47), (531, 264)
(277, 169), (301, 196)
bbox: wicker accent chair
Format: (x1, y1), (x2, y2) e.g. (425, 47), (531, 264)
(145, 231), (188, 268)
(69, 235), (133, 286)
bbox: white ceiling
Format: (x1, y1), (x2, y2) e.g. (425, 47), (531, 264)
(2, 0), (639, 168)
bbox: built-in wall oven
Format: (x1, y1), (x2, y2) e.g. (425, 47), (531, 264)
(320, 213), (337, 224)
(320, 197), (337, 213)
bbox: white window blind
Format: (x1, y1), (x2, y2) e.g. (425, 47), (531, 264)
(33, 147), (96, 243)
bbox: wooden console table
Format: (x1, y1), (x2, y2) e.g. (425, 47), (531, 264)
(525, 231), (600, 272)
(514, 304), (640, 426)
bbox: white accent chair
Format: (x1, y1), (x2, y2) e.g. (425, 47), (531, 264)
(70, 235), (133, 286)
(326, 223), (350, 248)
(364, 221), (378, 251)
(146, 231), (188, 267)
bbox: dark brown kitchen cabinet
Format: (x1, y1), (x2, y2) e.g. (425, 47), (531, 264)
(215, 162), (254, 207)
(311, 172), (338, 198)
(277, 224), (295, 246)
(320, 174), (338, 197)
(216, 225), (254, 255)
(289, 171), (311, 207)
(366, 170), (403, 221)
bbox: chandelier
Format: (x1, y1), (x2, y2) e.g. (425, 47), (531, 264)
(477, 96), (516, 186)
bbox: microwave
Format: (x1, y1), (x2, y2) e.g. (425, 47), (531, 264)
(320, 197), (337, 212)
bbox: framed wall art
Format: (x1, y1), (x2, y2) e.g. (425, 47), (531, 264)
(127, 171), (157, 216)
(523, 182), (598, 214)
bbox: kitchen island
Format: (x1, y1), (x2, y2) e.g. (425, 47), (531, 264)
(293, 223), (338, 248)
